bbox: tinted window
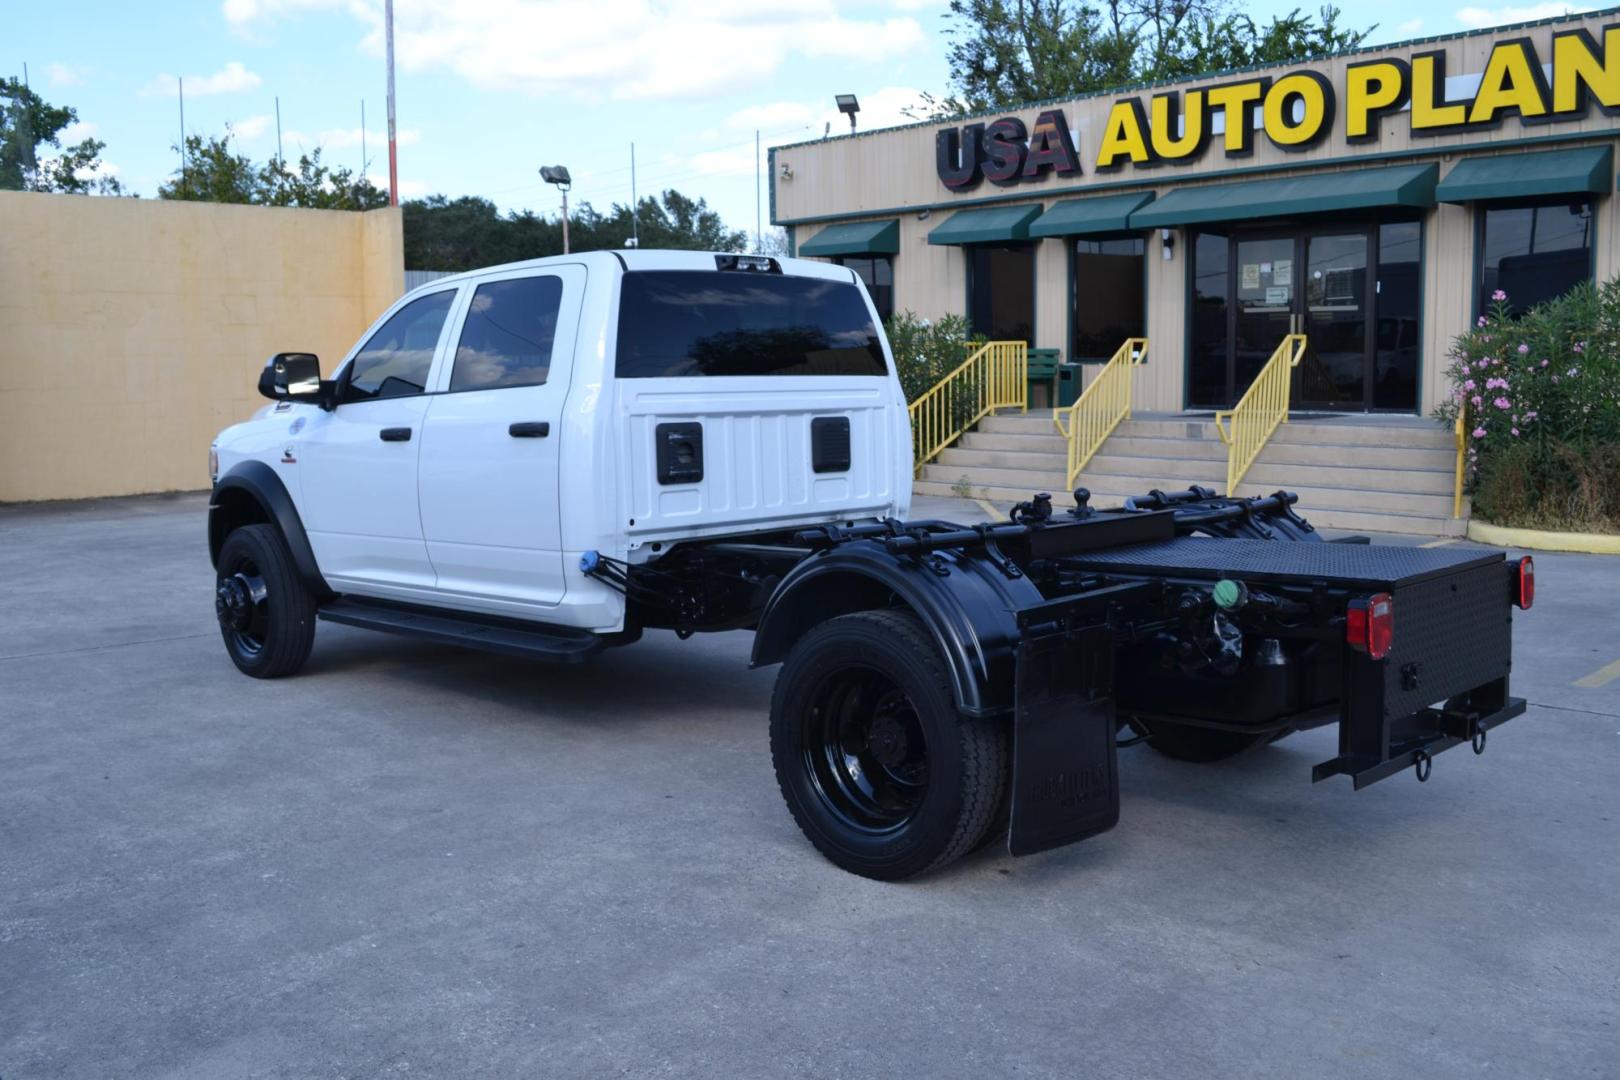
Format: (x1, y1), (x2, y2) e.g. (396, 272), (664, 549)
(1479, 199), (1593, 315)
(1188, 232), (1229, 408)
(450, 276), (564, 391)
(1072, 237), (1144, 363)
(616, 271), (887, 378)
(344, 291), (455, 402)
(837, 256), (893, 321)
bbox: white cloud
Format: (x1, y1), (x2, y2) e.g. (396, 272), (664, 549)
(47, 62), (86, 87)
(231, 115), (275, 140)
(282, 126), (421, 151)
(1397, 18), (1424, 33)
(727, 86), (930, 141)
(222, 0), (927, 101)
(367, 173), (429, 198)
(141, 60), (263, 98)
(60, 120), (99, 142)
(1454, 3), (1593, 29)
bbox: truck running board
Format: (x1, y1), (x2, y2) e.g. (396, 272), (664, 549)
(318, 597), (606, 664)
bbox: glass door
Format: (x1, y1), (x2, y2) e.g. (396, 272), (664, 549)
(1233, 236), (1296, 398)
(1298, 232), (1371, 410)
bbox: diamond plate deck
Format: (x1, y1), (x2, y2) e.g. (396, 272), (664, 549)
(1068, 537), (1503, 589)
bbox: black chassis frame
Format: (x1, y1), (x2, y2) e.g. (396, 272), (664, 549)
(736, 488), (1527, 856)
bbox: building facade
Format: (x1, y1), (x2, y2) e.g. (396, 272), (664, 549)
(771, 10), (1620, 416)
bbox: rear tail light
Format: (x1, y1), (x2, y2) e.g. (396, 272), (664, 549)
(1346, 592), (1394, 660)
(1514, 556), (1534, 610)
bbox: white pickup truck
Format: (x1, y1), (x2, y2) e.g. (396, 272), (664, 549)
(210, 250), (1531, 880)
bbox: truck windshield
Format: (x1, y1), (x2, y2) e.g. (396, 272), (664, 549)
(615, 271), (888, 378)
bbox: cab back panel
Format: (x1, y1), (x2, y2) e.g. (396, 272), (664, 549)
(618, 378), (902, 541)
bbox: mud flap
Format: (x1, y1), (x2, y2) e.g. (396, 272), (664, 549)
(1008, 619), (1120, 857)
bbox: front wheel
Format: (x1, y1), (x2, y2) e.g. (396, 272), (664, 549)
(769, 609), (1008, 881)
(215, 523), (317, 678)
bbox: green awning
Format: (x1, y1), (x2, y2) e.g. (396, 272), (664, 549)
(927, 204), (1043, 245)
(798, 218), (900, 257)
(1436, 146), (1613, 204)
(1130, 164), (1439, 229)
(1029, 192), (1155, 237)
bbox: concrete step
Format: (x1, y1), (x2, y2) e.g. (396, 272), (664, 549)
(913, 479), (1467, 537)
(978, 412), (1454, 450)
(928, 451), (1456, 497)
(919, 463), (1457, 518)
(957, 429), (1457, 470)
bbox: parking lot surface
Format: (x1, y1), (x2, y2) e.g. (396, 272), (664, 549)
(3, 492), (1618, 1079)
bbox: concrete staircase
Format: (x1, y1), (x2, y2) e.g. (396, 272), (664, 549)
(914, 411), (1466, 537)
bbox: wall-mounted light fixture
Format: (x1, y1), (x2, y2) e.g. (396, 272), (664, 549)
(780, 162), (793, 181)
(1160, 228), (1175, 262)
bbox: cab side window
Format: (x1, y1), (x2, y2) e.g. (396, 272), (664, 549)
(342, 290), (456, 403)
(449, 275), (564, 391)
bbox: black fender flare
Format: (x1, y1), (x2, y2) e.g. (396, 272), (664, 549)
(750, 541), (1046, 718)
(208, 460), (331, 597)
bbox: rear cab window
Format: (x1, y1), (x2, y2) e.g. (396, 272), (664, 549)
(615, 270), (889, 378)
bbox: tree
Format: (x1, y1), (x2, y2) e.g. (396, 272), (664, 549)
(402, 189), (747, 271)
(927, 1), (1372, 115)
(0, 77), (124, 194)
(157, 131), (387, 210)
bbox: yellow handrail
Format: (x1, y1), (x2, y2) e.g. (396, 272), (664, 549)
(1213, 334), (1307, 495)
(908, 340), (1027, 470)
(1052, 338), (1148, 489)
(1453, 405), (1467, 519)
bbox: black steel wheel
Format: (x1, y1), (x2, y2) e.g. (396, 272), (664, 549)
(215, 523), (316, 678)
(770, 609), (1007, 880)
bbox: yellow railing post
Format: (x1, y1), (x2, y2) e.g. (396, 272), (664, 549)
(1213, 334), (1307, 495)
(1453, 405), (1467, 519)
(1052, 338), (1148, 489)
(907, 340), (1028, 471)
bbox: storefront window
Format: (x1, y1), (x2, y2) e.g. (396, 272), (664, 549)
(969, 246), (1035, 343)
(836, 256), (893, 322)
(1478, 199), (1593, 315)
(1189, 233), (1229, 408)
(1071, 237), (1145, 363)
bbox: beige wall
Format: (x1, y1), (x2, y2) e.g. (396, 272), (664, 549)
(0, 193), (403, 502)
(778, 10), (1620, 414)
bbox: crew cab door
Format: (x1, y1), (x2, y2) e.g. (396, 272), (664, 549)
(298, 287), (459, 593)
(416, 265), (585, 614)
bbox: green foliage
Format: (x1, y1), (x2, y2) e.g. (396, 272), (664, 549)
(0, 77), (124, 195)
(1437, 281), (1620, 531)
(884, 311), (984, 403)
(402, 189), (747, 271)
(157, 131), (387, 210)
(924, 1), (1372, 115)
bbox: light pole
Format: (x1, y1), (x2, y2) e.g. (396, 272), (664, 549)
(835, 93), (860, 133)
(541, 165), (572, 254)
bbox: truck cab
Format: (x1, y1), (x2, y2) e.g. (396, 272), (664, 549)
(211, 250), (912, 635)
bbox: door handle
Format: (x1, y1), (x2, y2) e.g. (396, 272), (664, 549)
(378, 427), (412, 442)
(508, 421), (550, 438)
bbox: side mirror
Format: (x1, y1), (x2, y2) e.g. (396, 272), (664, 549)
(257, 353), (330, 407)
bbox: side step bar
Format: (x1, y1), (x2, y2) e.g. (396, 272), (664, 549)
(318, 597), (606, 664)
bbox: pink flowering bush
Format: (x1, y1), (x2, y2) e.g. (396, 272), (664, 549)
(1436, 281), (1620, 530)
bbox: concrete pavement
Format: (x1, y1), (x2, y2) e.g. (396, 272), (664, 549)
(2, 492), (1617, 1078)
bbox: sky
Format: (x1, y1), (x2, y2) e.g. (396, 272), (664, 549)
(6, 1), (1602, 239)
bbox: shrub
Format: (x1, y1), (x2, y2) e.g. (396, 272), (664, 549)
(1436, 281), (1620, 531)
(884, 311), (983, 403)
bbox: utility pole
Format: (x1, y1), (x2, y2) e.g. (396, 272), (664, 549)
(361, 100), (367, 176)
(178, 76), (186, 198)
(385, 0), (398, 207)
(755, 128), (762, 254)
(630, 142), (638, 247)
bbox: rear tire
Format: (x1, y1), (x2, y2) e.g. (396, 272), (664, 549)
(769, 609), (1007, 881)
(1133, 718), (1269, 762)
(215, 524), (317, 679)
